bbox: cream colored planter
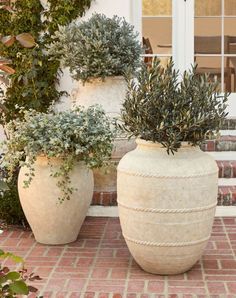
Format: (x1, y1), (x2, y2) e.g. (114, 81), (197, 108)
(72, 76), (136, 196)
(71, 76), (126, 117)
(117, 139), (218, 275)
(18, 156), (93, 245)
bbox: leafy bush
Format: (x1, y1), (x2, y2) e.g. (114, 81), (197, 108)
(48, 13), (142, 82)
(0, 166), (27, 226)
(2, 105), (115, 202)
(119, 58), (228, 154)
(0, 0), (93, 123)
(0, 249), (41, 297)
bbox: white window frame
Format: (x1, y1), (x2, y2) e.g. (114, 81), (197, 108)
(131, 0), (194, 74)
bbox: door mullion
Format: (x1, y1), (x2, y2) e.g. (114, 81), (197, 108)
(173, 0), (194, 74)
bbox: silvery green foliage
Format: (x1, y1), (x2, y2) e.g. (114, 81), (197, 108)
(48, 13), (142, 82)
(2, 105), (115, 202)
(120, 58), (228, 154)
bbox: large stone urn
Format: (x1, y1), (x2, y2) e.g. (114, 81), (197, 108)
(72, 77), (136, 204)
(117, 139), (218, 275)
(18, 156), (93, 245)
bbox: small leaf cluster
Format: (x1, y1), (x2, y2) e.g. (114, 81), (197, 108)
(48, 13), (142, 83)
(0, 249), (41, 297)
(120, 58), (228, 154)
(2, 105), (115, 202)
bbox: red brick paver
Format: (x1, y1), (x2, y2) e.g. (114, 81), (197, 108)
(1, 217), (236, 297)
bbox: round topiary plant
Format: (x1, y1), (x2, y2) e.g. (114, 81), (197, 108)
(119, 57), (228, 154)
(48, 13), (142, 83)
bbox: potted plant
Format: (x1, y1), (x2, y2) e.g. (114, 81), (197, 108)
(48, 13), (142, 205)
(2, 105), (114, 245)
(48, 13), (141, 114)
(117, 58), (228, 275)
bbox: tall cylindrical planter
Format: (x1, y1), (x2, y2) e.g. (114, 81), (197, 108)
(71, 76), (127, 117)
(117, 139), (218, 275)
(18, 156), (94, 245)
(72, 77), (136, 203)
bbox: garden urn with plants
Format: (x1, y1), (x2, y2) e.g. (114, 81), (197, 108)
(48, 13), (141, 204)
(2, 105), (114, 245)
(117, 58), (228, 275)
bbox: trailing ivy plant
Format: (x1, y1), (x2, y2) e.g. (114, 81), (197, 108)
(48, 13), (142, 83)
(119, 58), (228, 154)
(2, 105), (115, 202)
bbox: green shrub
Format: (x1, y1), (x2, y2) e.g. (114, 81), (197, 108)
(48, 13), (142, 82)
(0, 170), (27, 226)
(119, 58), (228, 154)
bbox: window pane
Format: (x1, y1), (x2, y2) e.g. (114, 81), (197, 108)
(195, 57), (222, 90)
(195, 0), (221, 16)
(224, 57), (236, 92)
(143, 0), (171, 16)
(225, 0), (236, 16)
(142, 18), (172, 55)
(195, 18), (221, 38)
(225, 18), (236, 54)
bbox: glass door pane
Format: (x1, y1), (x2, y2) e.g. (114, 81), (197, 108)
(142, 0), (172, 65)
(194, 0), (236, 116)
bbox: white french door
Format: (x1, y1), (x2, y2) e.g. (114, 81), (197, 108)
(140, 0), (236, 117)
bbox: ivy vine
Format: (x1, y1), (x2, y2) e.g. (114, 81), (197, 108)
(0, 0), (92, 225)
(0, 0), (93, 123)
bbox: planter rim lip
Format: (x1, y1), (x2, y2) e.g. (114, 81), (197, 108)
(136, 138), (198, 149)
(78, 75), (125, 84)
(32, 155), (86, 163)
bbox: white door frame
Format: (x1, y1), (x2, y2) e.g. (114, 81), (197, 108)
(173, 0), (194, 74)
(131, 0), (194, 74)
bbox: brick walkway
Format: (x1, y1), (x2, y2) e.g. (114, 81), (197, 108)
(1, 217), (236, 297)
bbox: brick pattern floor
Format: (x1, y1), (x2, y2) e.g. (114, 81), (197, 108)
(1, 217), (236, 297)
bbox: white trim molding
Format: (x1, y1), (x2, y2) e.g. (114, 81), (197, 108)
(173, 0), (194, 74)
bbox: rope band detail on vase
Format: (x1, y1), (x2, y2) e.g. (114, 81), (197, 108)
(123, 234), (210, 247)
(118, 169), (218, 179)
(117, 201), (217, 213)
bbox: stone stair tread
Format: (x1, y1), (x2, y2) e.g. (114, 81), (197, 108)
(220, 130), (236, 136)
(218, 178), (236, 186)
(207, 151), (236, 160)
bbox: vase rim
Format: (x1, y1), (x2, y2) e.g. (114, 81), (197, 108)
(80, 75), (125, 84)
(136, 138), (197, 149)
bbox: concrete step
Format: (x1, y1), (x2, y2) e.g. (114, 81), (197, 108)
(220, 130), (236, 136)
(207, 151), (236, 160)
(218, 178), (236, 186)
